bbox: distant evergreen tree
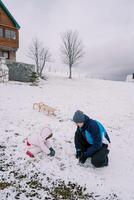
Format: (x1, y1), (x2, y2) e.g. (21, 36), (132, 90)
(30, 72), (39, 85)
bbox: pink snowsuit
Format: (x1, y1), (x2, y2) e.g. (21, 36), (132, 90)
(25, 127), (52, 158)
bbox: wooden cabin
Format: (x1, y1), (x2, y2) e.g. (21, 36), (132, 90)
(0, 0), (20, 62)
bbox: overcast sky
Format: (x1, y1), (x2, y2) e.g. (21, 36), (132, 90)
(2, 0), (134, 80)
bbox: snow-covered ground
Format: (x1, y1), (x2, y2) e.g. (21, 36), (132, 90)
(0, 75), (134, 200)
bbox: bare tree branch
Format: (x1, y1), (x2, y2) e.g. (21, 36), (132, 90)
(60, 30), (84, 78)
(27, 38), (52, 78)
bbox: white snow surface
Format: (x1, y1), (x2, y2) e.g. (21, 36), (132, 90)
(0, 75), (134, 200)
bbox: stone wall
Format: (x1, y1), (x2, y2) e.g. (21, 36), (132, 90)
(7, 62), (35, 82)
(0, 57), (9, 83)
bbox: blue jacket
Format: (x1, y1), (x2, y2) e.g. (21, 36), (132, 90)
(76, 115), (110, 157)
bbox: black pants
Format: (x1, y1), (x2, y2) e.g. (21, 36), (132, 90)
(91, 144), (109, 167)
(75, 130), (109, 167)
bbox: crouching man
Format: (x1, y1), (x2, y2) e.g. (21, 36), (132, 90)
(73, 110), (110, 167)
(24, 127), (55, 158)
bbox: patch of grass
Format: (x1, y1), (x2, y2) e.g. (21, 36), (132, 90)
(0, 162), (15, 172)
(0, 182), (12, 190)
(9, 171), (27, 180)
(53, 184), (72, 199)
(0, 154), (119, 200)
(27, 180), (43, 189)
(51, 180), (94, 200)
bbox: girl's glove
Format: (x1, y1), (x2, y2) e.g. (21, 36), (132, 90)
(48, 147), (55, 157)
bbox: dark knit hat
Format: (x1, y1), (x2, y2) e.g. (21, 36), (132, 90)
(73, 110), (85, 123)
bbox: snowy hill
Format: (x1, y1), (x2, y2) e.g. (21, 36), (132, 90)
(0, 76), (134, 200)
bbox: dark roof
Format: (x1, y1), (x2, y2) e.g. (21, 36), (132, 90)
(0, 0), (20, 29)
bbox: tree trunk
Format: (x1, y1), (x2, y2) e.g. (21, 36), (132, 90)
(40, 60), (46, 78)
(39, 67), (43, 78)
(69, 65), (72, 79)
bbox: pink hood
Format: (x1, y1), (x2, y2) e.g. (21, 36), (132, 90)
(27, 127), (52, 154)
(40, 127), (52, 141)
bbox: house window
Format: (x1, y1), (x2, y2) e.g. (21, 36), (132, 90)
(5, 29), (16, 39)
(5, 29), (10, 39)
(0, 28), (3, 37)
(2, 51), (9, 59)
(11, 30), (16, 39)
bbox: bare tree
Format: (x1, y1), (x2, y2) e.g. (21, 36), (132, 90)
(27, 38), (52, 78)
(60, 30), (84, 79)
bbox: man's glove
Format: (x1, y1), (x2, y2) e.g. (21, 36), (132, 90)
(79, 153), (87, 164)
(76, 150), (82, 159)
(48, 147), (55, 157)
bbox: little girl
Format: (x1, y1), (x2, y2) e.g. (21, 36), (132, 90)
(25, 127), (55, 158)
